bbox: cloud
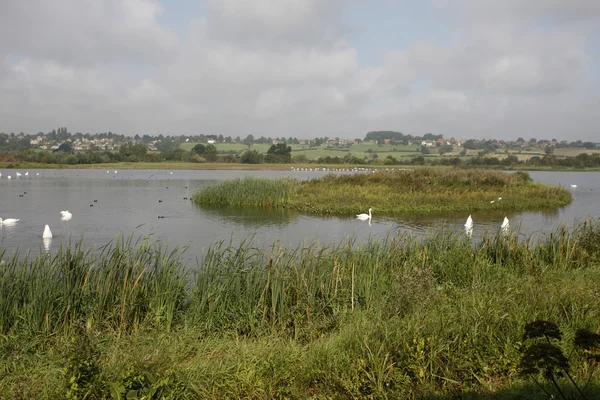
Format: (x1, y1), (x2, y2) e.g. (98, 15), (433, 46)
(0, 0), (176, 65)
(0, 0), (598, 141)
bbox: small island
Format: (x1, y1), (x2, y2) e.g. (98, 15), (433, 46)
(192, 168), (572, 215)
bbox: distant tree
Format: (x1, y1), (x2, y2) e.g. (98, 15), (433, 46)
(192, 143), (217, 161)
(191, 144), (206, 155)
(582, 142), (597, 149)
(240, 149), (263, 164)
(265, 143), (292, 163)
(439, 144), (453, 155)
(56, 142), (73, 153)
(423, 133), (442, 141)
(243, 134), (255, 146)
(529, 138), (537, 144)
(204, 144), (217, 161)
(267, 143), (292, 157)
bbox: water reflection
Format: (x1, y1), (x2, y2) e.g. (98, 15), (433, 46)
(195, 203), (299, 228)
(43, 237), (52, 252)
(1, 168), (599, 262)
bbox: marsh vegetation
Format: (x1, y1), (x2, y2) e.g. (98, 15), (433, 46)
(193, 168), (572, 215)
(1, 219), (599, 398)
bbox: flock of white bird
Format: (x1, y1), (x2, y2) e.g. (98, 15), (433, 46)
(0, 210), (73, 241)
(355, 207), (511, 237)
(0, 171), (40, 179)
(0, 171), (74, 243)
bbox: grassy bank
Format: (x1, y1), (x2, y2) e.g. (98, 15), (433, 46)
(1, 221), (600, 398)
(3, 160), (600, 172)
(193, 168), (572, 215)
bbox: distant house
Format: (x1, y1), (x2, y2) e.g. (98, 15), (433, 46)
(207, 139), (216, 144)
(384, 139), (391, 145)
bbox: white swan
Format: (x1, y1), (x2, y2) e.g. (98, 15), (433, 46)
(43, 224), (53, 238)
(464, 215), (473, 238)
(464, 215), (473, 229)
(0, 217), (20, 225)
(571, 184), (577, 188)
(60, 210), (73, 221)
(501, 217), (509, 233)
(356, 207), (372, 221)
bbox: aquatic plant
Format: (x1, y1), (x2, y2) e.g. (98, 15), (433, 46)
(192, 168), (572, 215)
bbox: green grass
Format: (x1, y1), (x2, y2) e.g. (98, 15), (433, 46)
(192, 176), (300, 207)
(179, 142), (424, 160)
(193, 168), (573, 215)
(1, 220), (600, 398)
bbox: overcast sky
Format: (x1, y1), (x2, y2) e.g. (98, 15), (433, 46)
(1, 0), (599, 141)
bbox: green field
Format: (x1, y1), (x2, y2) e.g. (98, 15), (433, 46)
(181, 141), (423, 160)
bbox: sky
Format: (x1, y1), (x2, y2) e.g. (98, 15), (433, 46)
(1, 0), (599, 141)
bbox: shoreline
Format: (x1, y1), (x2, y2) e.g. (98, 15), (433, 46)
(1, 161), (600, 172)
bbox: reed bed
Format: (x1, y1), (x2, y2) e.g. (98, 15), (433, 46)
(192, 176), (300, 207)
(1, 220), (599, 398)
(193, 168), (572, 215)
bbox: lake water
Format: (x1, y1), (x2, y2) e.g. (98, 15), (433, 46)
(1, 168), (598, 264)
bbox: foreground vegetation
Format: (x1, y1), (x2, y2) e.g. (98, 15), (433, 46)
(193, 168), (572, 215)
(1, 220), (600, 398)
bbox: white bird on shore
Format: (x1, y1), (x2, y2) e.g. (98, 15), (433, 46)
(60, 210), (72, 221)
(0, 217), (20, 225)
(43, 224), (53, 238)
(501, 217), (509, 233)
(356, 207), (372, 221)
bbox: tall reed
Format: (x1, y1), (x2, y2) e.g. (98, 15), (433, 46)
(1, 219), (599, 398)
(192, 168), (572, 215)
(192, 176), (300, 207)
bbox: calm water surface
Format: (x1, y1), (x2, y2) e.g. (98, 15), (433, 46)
(1, 169), (598, 263)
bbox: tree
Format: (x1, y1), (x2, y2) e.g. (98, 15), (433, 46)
(240, 149), (263, 164)
(243, 134), (255, 146)
(267, 143), (292, 157)
(265, 143), (292, 163)
(191, 144), (206, 155)
(192, 143), (217, 161)
(56, 142), (73, 153)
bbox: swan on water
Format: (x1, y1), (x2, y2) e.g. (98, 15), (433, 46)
(0, 217), (20, 225)
(356, 208), (372, 221)
(60, 210), (73, 221)
(501, 217), (509, 233)
(43, 225), (53, 238)
(464, 215), (473, 229)
(571, 184), (577, 188)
